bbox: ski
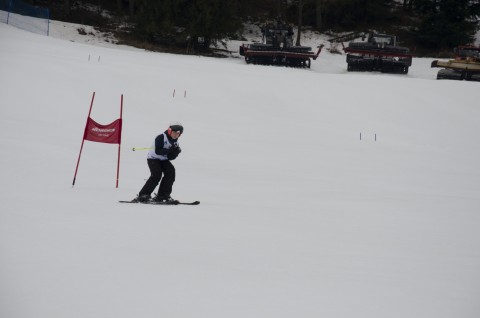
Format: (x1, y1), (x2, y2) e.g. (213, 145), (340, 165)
(119, 200), (200, 205)
(177, 201), (200, 205)
(148, 200), (200, 205)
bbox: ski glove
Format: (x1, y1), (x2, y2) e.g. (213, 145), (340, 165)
(167, 146), (181, 160)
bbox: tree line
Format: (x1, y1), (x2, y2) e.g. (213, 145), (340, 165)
(35, 0), (480, 53)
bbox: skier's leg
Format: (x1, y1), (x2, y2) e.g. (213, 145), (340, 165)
(139, 159), (163, 196)
(157, 161), (176, 198)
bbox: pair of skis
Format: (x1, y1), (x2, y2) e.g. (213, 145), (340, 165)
(119, 199), (200, 205)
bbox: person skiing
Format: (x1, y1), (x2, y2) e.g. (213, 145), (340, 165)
(136, 123), (183, 203)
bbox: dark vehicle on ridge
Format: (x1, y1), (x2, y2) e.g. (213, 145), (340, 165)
(239, 21), (323, 68)
(343, 32), (413, 74)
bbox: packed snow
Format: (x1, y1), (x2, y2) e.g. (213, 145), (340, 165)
(1, 20), (480, 318)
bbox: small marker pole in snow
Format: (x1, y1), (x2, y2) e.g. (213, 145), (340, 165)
(173, 89), (176, 97)
(184, 90), (187, 98)
(375, 133), (377, 142)
(360, 132), (362, 141)
(98, 56), (101, 62)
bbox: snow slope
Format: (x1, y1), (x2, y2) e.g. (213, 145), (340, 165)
(1, 22), (480, 318)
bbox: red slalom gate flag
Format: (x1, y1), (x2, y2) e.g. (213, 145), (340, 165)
(73, 92), (124, 188)
(83, 117), (122, 144)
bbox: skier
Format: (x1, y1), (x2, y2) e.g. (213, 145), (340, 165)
(136, 123), (183, 203)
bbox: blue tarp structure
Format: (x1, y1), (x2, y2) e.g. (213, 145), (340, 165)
(0, 0), (50, 35)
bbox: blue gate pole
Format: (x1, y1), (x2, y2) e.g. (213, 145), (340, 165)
(6, 0), (12, 24)
(47, 8), (50, 36)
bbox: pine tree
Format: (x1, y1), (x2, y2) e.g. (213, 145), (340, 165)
(414, 0), (480, 49)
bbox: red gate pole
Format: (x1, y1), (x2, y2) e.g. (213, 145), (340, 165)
(116, 94), (123, 188)
(72, 92), (96, 187)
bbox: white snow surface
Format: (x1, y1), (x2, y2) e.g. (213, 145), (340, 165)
(1, 21), (480, 318)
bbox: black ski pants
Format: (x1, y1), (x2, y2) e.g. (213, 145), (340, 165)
(139, 159), (176, 198)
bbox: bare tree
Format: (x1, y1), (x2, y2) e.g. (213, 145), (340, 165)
(403, 0), (414, 11)
(129, 0), (135, 17)
(295, 0), (303, 46)
(64, 0), (70, 15)
(315, 0), (322, 30)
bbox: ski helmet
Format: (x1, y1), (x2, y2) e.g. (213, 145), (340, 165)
(168, 122), (184, 134)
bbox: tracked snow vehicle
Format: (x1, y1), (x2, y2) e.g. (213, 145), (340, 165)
(431, 46), (480, 81)
(343, 32), (413, 74)
(239, 21), (323, 68)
